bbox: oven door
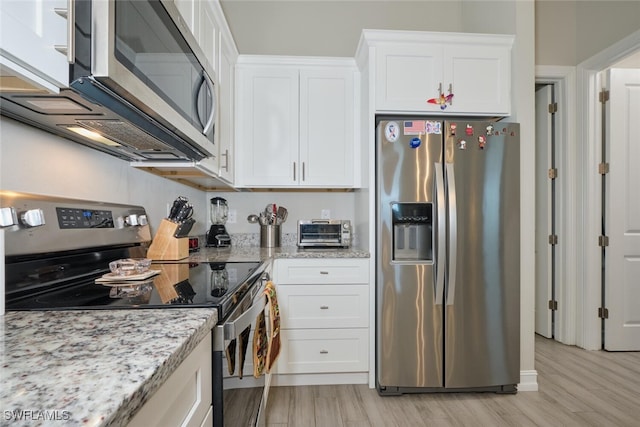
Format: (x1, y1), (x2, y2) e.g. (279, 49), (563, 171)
(213, 274), (270, 427)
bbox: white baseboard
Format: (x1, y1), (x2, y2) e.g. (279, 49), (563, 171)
(518, 369), (539, 391)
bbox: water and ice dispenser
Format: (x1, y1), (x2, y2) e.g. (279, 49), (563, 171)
(391, 203), (433, 262)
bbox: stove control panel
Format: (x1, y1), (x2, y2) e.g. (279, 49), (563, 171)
(56, 207), (114, 229)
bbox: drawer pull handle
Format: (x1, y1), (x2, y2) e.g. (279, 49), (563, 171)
(320, 305), (329, 310)
(320, 350), (329, 354)
(320, 271), (329, 275)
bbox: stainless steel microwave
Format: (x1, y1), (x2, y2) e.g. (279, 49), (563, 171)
(0, 0), (216, 162)
(297, 219), (352, 248)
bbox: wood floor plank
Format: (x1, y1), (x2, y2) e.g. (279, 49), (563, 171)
(265, 335), (640, 426)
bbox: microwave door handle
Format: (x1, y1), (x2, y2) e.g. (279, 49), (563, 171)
(194, 74), (207, 129)
(200, 72), (216, 135)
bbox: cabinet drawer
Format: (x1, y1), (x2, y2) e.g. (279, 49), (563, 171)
(275, 258), (369, 284)
(278, 284), (368, 329)
(275, 329), (368, 374)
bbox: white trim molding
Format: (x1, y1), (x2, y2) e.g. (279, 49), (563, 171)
(576, 29), (640, 350)
(518, 370), (539, 392)
(534, 65), (578, 346)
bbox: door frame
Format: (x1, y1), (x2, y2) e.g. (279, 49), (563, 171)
(535, 66), (578, 345)
(577, 29), (640, 350)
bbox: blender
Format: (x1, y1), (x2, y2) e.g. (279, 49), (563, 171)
(206, 197), (231, 247)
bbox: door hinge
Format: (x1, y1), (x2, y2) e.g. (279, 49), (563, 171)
(598, 163), (609, 175)
(548, 234), (558, 245)
(599, 90), (610, 104)
(548, 300), (558, 311)
(598, 307), (609, 319)
(598, 235), (609, 247)
(548, 102), (558, 114)
(548, 168), (558, 179)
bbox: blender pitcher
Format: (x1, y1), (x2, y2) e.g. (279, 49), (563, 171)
(206, 197), (231, 247)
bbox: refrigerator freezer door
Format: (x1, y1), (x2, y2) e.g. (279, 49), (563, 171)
(443, 121), (520, 389)
(376, 119), (444, 390)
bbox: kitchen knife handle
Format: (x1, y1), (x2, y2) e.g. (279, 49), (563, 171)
(435, 163), (446, 305)
(446, 162), (457, 306)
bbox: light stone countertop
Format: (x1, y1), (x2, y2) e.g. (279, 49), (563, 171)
(187, 244), (370, 263)
(0, 309), (217, 427)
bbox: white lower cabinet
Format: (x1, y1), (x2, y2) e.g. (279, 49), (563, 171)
(273, 258), (369, 383)
(128, 333), (212, 427)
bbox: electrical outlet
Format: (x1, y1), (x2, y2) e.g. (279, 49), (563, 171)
(321, 209), (331, 219)
(227, 209), (237, 224)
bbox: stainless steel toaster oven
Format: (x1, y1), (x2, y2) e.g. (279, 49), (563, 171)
(297, 219), (352, 248)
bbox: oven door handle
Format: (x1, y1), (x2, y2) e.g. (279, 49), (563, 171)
(222, 294), (267, 341)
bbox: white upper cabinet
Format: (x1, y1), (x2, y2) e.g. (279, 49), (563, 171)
(236, 57), (357, 188)
(0, 0), (70, 91)
(369, 31), (513, 116)
(216, 31), (238, 183)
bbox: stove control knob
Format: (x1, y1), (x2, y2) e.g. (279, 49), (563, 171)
(137, 214), (148, 226)
(21, 209), (45, 227)
(0, 207), (17, 227)
(124, 214), (139, 226)
(125, 214), (148, 226)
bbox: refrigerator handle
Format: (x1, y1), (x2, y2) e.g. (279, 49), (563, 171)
(434, 163), (446, 305)
(446, 162), (457, 305)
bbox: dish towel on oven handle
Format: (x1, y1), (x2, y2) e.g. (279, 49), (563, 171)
(253, 281), (281, 377)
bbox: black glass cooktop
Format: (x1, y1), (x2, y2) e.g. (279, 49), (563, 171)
(6, 261), (263, 319)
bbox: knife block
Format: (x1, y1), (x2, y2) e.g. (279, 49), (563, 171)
(147, 219), (189, 260)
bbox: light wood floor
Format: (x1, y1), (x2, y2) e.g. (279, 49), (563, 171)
(265, 335), (640, 426)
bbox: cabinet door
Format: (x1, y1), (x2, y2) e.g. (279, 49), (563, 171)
(299, 68), (355, 187)
(0, 0), (69, 90)
(217, 35), (234, 182)
(236, 67), (299, 186)
(196, 0), (219, 76)
(375, 44), (444, 112)
(443, 45), (511, 115)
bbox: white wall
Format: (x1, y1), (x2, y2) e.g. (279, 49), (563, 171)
(536, 0), (640, 66)
(205, 190), (358, 240)
(0, 117), (208, 236)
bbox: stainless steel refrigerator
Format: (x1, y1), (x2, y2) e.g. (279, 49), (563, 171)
(375, 118), (520, 394)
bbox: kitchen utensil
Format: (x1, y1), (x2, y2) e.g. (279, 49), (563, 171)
(174, 218), (195, 238)
(276, 206), (288, 224)
(175, 203), (193, 223)
(168, 196), (188, 221)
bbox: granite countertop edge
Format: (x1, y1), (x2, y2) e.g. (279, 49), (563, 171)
(0, 308), (217, 427)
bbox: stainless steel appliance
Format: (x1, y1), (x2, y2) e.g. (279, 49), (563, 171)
(297, 219), (352, 248)
(376, 118), (520, 394)
(1, 191), (269, 426)
(0, 0), (216, 162)
(206, 197), (231, 247)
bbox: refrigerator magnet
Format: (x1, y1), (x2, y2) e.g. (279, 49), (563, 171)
(450, 123), (457, 135)
(458, 139), (467, 150)
(384, 121), (400, 142)
(486, 124), (494, 135)
(478, 136), (486, 149)
(465, 124), (474, 135)
(426, 121), (442, 135)
(409, 137), (422, 148)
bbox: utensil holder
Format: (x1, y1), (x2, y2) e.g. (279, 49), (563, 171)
(260, 225), (281, 248)
(147, 219), (189, 260)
